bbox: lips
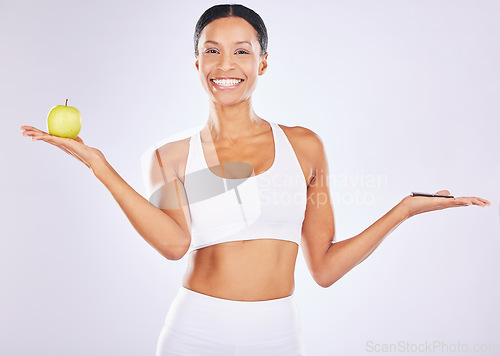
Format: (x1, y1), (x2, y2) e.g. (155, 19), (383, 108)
(211, 77), (244, 80)
(210, 78), (244, 90)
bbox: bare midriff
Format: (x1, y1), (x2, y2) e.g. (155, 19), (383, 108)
(182, 238), (299, 301)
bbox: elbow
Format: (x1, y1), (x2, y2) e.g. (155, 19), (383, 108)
(166, 255), (184, 261)
(163, 250), (184, 261)
(316, 276), (333, 289)
(314, 267), (341, 289)
(316, 276), (340, 289)
(162, 245), (188, 261)
(315, 242), (345, 288)
(161, 234), (191, 261)
(313, 269), (331, 289)
(317, 280), (330, 289)
(318, 277), (342, 289)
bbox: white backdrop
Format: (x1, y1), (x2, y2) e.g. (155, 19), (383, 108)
(1, 0), (499, 355)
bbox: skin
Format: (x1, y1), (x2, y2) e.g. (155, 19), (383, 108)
(195, 16), (269, 141)
(20, 17), (491, 302)
(186, 16), (304, 300)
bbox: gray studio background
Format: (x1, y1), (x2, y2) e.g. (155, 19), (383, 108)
(2, 0), (499, 355)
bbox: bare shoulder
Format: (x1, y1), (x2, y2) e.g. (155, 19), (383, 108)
(277, 123), (325, 157)
(277, 124), (327, 186)
(155, 137), (190, 162)
(148, 136), (191, 183)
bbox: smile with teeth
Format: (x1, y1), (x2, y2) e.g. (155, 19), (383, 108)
(211, 78), (243, 87)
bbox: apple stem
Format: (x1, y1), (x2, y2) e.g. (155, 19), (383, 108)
(65, 99), (68, 106)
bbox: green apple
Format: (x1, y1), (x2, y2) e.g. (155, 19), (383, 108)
(47, 99), (82, 139)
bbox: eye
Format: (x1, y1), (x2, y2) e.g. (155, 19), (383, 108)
(204, 49), (249, 54)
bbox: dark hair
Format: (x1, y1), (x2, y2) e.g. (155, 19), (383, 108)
(193, 4), (268, 57)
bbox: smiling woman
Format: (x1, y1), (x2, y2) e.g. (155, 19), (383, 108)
(154, 5), (312, 355)
(193, 13), (268, 109)
(150, 4), (489, 355)
(193, 5), (268, 57)
(19, 2), (492, 356)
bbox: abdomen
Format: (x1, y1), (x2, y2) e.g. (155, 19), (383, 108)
(182, 239), (299, 301)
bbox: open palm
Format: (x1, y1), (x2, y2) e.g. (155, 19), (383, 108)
(20, 125), (106, 172)
(401, 190), (490, 219)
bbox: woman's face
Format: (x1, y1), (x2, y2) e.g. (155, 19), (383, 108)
(195, 16), (268, 107)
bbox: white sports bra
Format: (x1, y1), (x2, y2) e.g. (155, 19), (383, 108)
(183, 121), (307, 254)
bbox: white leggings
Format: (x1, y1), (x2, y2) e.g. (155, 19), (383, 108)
(156, 286), (306, 355)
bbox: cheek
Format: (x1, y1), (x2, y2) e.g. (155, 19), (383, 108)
(198, 62), (213, 76)
(241, 62), (259, 78)
(198, 57), (259, 78)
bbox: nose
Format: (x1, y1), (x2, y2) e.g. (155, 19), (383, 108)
(217, 52), (235, 71)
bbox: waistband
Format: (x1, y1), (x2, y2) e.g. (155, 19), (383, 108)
(161, 286), (304, 350)
(178, 286), (296, 313)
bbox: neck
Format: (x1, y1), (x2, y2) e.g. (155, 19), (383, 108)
(205, 98), (264, 143)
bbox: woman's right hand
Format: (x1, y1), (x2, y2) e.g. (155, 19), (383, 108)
(400, 189), (491, 219)
(20, 125), (107, 173)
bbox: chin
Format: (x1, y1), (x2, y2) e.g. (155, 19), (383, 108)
(208, 92), (242, 104)
(214, 100), (242, 107)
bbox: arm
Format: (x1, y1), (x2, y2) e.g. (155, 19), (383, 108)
(319, 202), (407, 287)
(298, 128), (490, 289)
(20, 125), (191, 260)
(300, 128), (403, 288)
(93, 158), (190, 260)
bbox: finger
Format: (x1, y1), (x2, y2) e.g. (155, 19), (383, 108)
(456, 197), (488, 207)
(20, 126), (40, 132)
(21, 126), (50, 135)
(32, 132), (71, 144)
(31, 132), (80, 152)
(22, 129), (49, 138)
(469, 197), (488, 207)
(21, 128), (37, 136)
(477, 197), (491, 205)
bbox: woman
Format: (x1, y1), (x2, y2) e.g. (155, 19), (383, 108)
(20, 4), (490, 356)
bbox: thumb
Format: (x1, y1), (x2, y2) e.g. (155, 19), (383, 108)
(435, 190), (451, 195)
(75, 136), (85, 144)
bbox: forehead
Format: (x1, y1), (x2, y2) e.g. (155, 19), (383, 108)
(200, 17), (258, 45)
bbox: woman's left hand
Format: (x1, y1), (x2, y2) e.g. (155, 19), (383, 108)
(400, 190), (491, 219)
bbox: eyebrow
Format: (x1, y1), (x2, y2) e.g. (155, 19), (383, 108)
(203, 40), (252, 46)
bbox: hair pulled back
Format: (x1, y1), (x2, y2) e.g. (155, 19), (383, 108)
(193, 4), (268, 57)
